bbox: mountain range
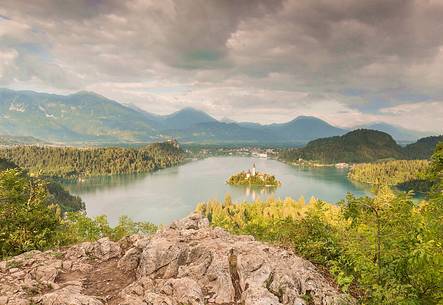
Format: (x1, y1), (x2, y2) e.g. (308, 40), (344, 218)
(0, 135), (45, 145)
(0, 88), (436, 145)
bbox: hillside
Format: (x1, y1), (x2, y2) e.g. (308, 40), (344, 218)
(354, 122), (431, 142)
(2, 88), (436, 146)
(0, 89), (161, 143)
(167, 116), (346, 144)
(167, 121), (278, 143)
(404, 135), (443, 159)
(161, 107), (217, 129)
(0, 214), (352, 305)
(302, 129), (403, 163)
(279, 130), (443, 164)
(0, 161), (84, 212)
(348, 160), (431, 193)
(0, 135), (46, 145)
(0, 141), (184, 178)
(266, 116), (346, 141)
(0, 88), (347, 145)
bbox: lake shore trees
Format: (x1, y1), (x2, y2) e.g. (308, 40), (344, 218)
(0, 141), (184, 178)
(198, 143), (443, 304)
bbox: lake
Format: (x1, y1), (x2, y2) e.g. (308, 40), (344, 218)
(62, 157), (370, 225)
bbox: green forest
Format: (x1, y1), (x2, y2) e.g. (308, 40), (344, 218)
(0, 167), (156, 258)
(0, 158), (84, 212)
(1, 139), (442, 304)
(279, 130), (443, 164)
(0, 141), (184, 178)
(348, 160), (431, 193)
(198, 143), (443, 305)
(403, 135), (443, 159)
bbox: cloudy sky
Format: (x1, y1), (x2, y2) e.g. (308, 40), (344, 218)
(1, 0), (443, 132)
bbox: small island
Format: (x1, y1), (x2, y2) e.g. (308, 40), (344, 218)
(227, 164), (281, 187)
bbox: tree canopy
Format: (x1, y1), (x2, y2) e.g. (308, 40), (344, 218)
(0, 141), (184, 178)
(0, 168), (156, 258)
(198, 143), (443, 304)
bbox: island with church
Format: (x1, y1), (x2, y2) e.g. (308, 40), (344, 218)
(226, 164), (281, 187)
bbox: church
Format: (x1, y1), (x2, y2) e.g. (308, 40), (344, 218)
(246, 163), (256, 178)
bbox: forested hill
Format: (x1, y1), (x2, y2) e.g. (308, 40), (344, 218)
(348, 160), (431, 193)
(0, 141), (184, 178)
(280, 129), (404, 163)
(0, 158), (84, 212)
(403, 135), (443, 159)
(279, 129), (442, 163)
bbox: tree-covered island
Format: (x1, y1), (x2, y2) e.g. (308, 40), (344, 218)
(227, 164), (281, 187)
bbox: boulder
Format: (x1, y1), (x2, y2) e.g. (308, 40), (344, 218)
(0, 214), (353, 305)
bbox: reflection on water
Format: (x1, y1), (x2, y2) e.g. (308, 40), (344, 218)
(62, 157), (372, 225)
(229, 184), (277, 201)
(63, 173), (150, 194)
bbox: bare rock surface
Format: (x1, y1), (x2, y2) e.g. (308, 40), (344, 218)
(0, 214), (354, 305)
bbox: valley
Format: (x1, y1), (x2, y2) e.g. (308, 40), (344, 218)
(0, 111), (441, 305)
(2, 2), (443, 303)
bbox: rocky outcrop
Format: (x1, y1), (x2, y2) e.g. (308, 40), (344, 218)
(0, 214), (354, 305)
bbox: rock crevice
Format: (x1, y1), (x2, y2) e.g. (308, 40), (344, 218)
(0, 214), (354, 305)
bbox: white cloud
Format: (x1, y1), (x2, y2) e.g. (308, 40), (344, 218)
(0, 48), (18, 79)
(378, 102), (443, 132)
(0, 0), (442, 131)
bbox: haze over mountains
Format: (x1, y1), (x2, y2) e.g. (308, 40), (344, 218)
(0, 88), (436, 145)
(353, 122), (432, 143)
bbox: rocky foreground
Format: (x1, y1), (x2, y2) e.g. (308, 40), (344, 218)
(0, 214), (353, 305)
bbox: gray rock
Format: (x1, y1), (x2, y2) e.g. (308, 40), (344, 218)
(118, 247), (141, 272)
(33, 285), (103, 305)
(0, 214), (354, 305)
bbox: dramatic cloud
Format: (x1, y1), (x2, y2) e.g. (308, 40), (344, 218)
(0, 0), (442, 131)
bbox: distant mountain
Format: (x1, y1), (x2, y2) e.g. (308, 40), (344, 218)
(220, 117), (236, 124)
(237, 116), (346, 140)
(0, 88), (350, 144)
(0, 135), (45, 145)
(266, 116), (346, 142)
(0, 89), (161, 143)
(166, 116), (346, 144)
(167, 121), (277, 144)
(122, 104), (217, 130)
(237, 122), (263, 129)
(121, 103), (165, 125)
(161, 107), (217, 130)
(354, 122), (431, 142)
(404, 135), (443, 159)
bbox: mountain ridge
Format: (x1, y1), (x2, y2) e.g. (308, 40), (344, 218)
(0, 88), (436, 145)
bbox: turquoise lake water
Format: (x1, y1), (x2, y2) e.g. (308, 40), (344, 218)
(63, 157), (370, 225)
